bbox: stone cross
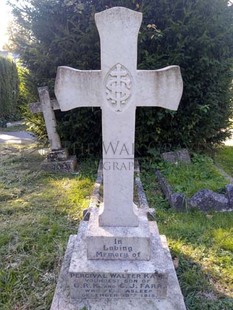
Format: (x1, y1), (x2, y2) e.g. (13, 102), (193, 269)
(30, 87), (77, 173)
(30, 87), (61, 150)
(55, 7), (183, 227)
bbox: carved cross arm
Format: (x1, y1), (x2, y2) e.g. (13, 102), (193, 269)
(55, 66), (102, 111)
(135, 65), (183, 110)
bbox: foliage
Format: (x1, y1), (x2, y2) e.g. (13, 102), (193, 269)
(157, 154), (228, 197)
(0, 56), (19, 125)
(7, 0), (233, 154)
(137, 0), (233, 153)
(215, 146), (233, 176)
(16, 62), (48, 141)
(56, 108), (102, 157)
(17, 62), (37, 107)
(22, 105), (48, 143)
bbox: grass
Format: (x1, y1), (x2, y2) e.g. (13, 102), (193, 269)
(0, 144), (98, 309)
(215, 146), (233, 176)
(157, 154), (228, 197)
(141, 161), (233, 310)
(0, 144), (233, 309)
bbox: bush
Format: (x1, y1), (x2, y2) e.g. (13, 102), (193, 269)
(8, 0), (233, 154)
(0, 56), (19, 124)
(16, 63), (47, 140)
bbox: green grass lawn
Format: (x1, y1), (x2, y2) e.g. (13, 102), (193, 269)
(141, 161), (233, 310)
(157, 154), (229, 197)
(215, 146), (233, 177)
(0, 144), (232, 309)
(0, 144), (97, 309)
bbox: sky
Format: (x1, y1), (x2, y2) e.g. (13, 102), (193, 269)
(0, 0), (13, 50)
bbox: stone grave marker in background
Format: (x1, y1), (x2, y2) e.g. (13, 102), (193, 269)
(51, 7), (186, 310)
(30, 86), (77, 172)
(161, 149), (191, 164)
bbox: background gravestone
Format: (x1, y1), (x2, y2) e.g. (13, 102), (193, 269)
(30, 87), (77, 173)
(162, 149), (191, 164)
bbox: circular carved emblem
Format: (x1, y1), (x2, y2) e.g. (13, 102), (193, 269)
(105, 63), (132, 112)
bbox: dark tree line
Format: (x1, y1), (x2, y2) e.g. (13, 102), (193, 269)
(8, 0), (233, 155)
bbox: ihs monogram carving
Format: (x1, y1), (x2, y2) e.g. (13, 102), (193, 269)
(105, 64), (132, 112)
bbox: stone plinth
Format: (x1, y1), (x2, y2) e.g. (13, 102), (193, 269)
(47, 149), (69, 161)
(86, 207), (151, 260)
(50, 162), (186, 310)
(69, 221), (167, 299)
(41, 152), (77, 173)
(50, 223), (186, 310)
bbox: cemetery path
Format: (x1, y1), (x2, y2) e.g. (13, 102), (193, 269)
(0, 130), (37, 144)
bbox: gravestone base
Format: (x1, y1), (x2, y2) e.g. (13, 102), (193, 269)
(86, 207), (151, 260)
(41, 153), (77, 173)
(50, 221), (186, 310)
(47, 149), (69, 161)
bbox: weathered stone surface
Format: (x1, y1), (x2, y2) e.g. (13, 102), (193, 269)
(30, 88), (77, 173)
(188, 189), (229, 211)
(135, 173), (155, 218)
(41, 155), (77, 173)
(50, 230), (186, 310)
(47, 149), (68, 161)
(86, 207), (151, 261)
(38, 87), (62, 151)
(176, 149), (191, 163)
(55, 7), (183, 227)
(29, 99), (59, 114)
(50, 159), (186, 309)
(171, 193), (186, 211)
(161, 152), (177, 163)
(225, 184), (233, 208)
(70, 221), (167, 299)
(155, 170), (173, 199)
(51, 6), (185, 310)
(155, 170), (186, 211)
(83, 162), (155, 261)
(162, 149), (191, 164)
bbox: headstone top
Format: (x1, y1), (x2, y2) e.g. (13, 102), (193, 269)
(55, 6), (183, 227)
(95, 6), (142, 28)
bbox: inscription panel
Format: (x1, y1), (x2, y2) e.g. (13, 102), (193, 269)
(87, 237), (151, 260)
(70, 272), (168, 299)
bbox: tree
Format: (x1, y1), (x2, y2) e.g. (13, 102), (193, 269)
(8, 0), (233, 155)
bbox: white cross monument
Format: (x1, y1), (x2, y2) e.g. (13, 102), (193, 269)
(55, 7), (183, 229)
(51, 7), (187, 310)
